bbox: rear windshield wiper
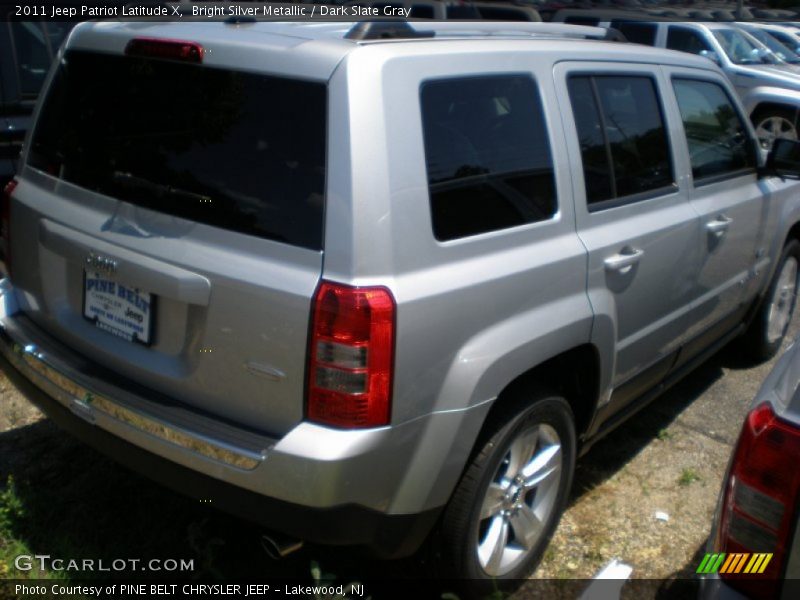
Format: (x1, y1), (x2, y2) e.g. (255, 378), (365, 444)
(111, 171), (213, 205)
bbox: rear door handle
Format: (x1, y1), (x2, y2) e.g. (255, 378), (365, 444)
(604, 247), (644, 272)
(706, 216), (733, 236)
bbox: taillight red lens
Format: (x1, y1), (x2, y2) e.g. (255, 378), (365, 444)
(307, 281), (395, 429)
(1, 179), (17, 278)
(125, 38), (204, 63)
(715, 403), (800, 598)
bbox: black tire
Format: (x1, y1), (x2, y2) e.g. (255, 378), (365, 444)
(435, 392), (576, 597)
(752, 107), (800, 150)
(741, 240), (800, 362)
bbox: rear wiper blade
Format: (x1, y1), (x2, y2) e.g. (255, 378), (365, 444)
(111, 171), (213, 205)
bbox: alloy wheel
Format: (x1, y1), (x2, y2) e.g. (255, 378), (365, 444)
(756, 116), (799, 150)
(476, 423), (562, 577)
(767, 256), (798, 345)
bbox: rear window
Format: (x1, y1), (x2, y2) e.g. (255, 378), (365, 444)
(28, 50), (327, 250)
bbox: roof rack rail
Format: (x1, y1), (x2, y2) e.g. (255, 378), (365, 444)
(345, 21), (435, 41)
(344, 21), (624, 42)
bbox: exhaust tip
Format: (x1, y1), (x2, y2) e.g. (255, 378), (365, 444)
(261, 533), (304, 560)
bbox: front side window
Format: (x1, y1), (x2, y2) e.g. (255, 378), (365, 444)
(420, 75), (556, 241)
(672, 78), (756, 181)
(667, 27), (713, 56)
(568, 75), (674, 208)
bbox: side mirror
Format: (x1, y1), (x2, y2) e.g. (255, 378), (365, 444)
(764, 137), (800, 179)
(699, 49), (721, 65)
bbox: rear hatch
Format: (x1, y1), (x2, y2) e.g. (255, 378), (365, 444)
(10, 44), (328, 436)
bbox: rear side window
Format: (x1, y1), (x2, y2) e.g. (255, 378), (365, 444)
(565, 16), (600, 26)
(568, 75), (674, 209)
(612, 21), (657, 46)
(420, 75), (556, 241)
(29, 50), (326, 250)
(672, 78), (756, 181)
(667, 27), (713, 55)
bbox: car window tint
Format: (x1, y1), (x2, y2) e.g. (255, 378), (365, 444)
(421, 75), (556, 241)
(612, 21), (657, 46)
(673, 78), (756, 181)
(567, 77), (615, 204)
(29, 50), (327, 250)
(565, 16), (600, 26)
(667, 27), (713, 55)
(9, 22), (52, 97)
(568, 75), (674, 208)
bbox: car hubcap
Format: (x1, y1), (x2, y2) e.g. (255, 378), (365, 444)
(767, 257), (798, 344)
(756, 116), (798, 150)
(476, 423), (562, 577)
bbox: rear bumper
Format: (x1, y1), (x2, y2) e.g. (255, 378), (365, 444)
(0, 279), (485, 556)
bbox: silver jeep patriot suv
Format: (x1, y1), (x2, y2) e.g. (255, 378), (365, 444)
(3, 20), (800, 589)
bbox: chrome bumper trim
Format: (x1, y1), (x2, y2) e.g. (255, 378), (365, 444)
(0, 285), (264, 470)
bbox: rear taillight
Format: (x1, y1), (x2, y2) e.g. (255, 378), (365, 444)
(125, 38), (204, 63)
(1, 179), (17, 278)
(307, 281), (395, 429)
(715, 403), (800, 598)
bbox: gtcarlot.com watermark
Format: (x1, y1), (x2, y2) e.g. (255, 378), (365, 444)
(14, 554), (195, 573)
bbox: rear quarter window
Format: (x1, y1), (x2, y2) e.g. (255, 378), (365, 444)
(420, 74), (556, 241)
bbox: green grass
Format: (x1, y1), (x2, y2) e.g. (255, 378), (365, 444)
(657, 429), (673, 441)
(678, 468), (701, 487)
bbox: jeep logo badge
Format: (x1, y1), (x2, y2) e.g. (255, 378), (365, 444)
(85, 252), (118, 276)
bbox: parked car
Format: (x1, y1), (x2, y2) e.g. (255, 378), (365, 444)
(3, 20), (800, 593)
(736, 22), (800, 67)
(741, 22), (800, 56)
(645, 22), (800, 147)
(701, 330), (800, 599)
(0, 20), (73, 192)
(343, 0), (481, 19)
(549, 9), (660, 44)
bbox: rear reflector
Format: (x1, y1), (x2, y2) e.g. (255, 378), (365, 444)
(1, 179), (17, 278)
(125, 38), (204, 63)
(307, 281), (395, 429)
(715, 402), (800, 598)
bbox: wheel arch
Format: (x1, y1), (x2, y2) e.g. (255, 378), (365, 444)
(476, 343), (602, 448)
(750, 101), (800, 125)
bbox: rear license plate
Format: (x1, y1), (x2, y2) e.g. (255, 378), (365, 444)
(83, 272), (154, 345)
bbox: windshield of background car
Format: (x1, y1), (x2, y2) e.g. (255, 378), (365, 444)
(765, 28), (800, 54)
(713, 29), (773, 65)
(745, 28), (800, 64)
(28, 50), (327, 251)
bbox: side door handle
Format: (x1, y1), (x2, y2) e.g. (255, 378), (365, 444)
(604, 247), (645, 272)
(706, 215), (733, 237)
